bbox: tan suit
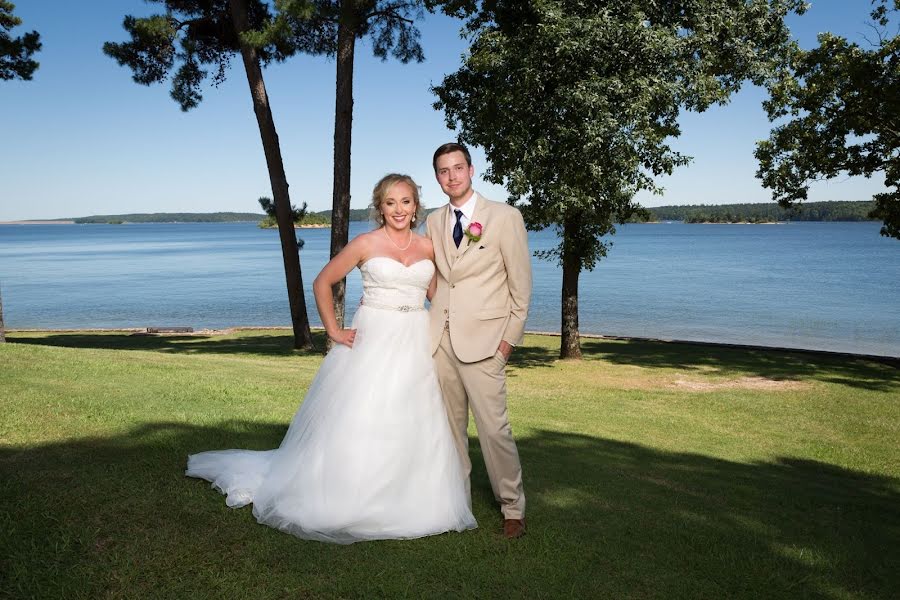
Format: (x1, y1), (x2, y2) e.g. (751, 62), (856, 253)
(426, 193), (532, 519)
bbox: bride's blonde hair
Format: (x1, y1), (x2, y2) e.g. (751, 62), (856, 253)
(369, 173), (425, 229)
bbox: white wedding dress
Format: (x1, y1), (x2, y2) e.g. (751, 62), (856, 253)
(186, 257), (477, 544)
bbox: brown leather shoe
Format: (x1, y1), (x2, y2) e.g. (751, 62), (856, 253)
(503, 518), (526, 539)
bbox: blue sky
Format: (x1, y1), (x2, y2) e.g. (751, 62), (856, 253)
(0, 0), (889, 221)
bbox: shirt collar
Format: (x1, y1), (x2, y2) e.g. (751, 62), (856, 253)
(448, 190), (478, 221)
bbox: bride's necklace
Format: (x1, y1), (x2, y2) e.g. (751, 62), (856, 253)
(383, 226), (412, 251)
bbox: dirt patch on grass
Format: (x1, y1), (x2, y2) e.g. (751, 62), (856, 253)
(669, 376), (808, 391)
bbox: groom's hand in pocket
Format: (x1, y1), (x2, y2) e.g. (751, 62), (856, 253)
(498, 340), (513, 361)
(329, 328), (357, 348)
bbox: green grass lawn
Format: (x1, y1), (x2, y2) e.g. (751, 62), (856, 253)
(1, 330), (898, 599)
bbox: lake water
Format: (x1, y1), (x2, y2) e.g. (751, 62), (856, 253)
(1, 221), (898, 357)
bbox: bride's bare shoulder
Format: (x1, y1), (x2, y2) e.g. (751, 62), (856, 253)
(353, 229), (385, 248)
(343, 229), (380, 258)
(414, 233), (435, 260)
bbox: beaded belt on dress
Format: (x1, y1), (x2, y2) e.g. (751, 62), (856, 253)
(360, 299), (425, 312)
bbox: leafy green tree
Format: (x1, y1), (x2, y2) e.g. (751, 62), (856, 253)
(104, 0), (316, 350)
(433, 0), (805, 358)
(756, 0), (900, 239)
(0, 1), (41, 81)
(264, 1), (425, 332)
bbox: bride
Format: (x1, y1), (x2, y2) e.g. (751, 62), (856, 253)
(186, 174), (477, 543)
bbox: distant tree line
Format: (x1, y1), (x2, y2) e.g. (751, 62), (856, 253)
(72, 211), (332, 225)
(68, 201), (878, 226)
(317, 208), (369, 222)
(71, 210), (347, 224)
(642, 201), (878, 224)
(74, 212), (268, 224)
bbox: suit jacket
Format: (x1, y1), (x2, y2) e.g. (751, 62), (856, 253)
(426, 193), (532, 363)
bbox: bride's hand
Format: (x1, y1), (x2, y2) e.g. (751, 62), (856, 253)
(328, 328), (357, 347)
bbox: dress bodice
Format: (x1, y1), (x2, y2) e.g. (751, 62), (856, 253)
(359, 257), (434, 311)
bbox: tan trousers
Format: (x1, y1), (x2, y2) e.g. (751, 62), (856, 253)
(434, 328), (525, 519)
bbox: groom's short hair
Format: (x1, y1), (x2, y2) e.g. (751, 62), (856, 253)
(433, 143), (472, 172)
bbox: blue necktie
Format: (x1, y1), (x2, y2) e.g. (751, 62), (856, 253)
(453, 209), (464, 248)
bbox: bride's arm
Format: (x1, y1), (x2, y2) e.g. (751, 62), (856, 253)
(313, 235), (368, 347)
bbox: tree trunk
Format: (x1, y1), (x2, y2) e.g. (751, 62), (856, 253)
(229, 0), (314, 350)
(0, 285), (5, 343)
(560, 221), (582, 359)
(327, 2), (358, 347)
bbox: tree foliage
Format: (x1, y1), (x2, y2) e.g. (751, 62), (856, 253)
(255, 0), (424, 62)
(433, 0), (805, 357)
(0, 1), (40, 81)
(257, 196), (328, 228)
(258, 196), (307, 222)
(103, 0), (294, 110)
(756, 0), (900, 239)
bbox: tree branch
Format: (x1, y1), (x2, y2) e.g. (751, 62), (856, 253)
(170, 16), (206, 32)
(364, 6), (415, 25)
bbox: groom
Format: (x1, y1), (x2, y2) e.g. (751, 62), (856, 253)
(426, 143), (532, 539)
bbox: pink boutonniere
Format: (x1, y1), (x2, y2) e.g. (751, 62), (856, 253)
(464, 222), (483, 246)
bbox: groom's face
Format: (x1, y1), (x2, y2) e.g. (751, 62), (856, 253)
(435, 151), (474, 204)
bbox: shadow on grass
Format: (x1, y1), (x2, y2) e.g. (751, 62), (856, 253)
(2, 423), (897, 598)
(7, 331), (329, 357)
(579, 338), (899, 392)
(509, 337), (899, 392)
(12, 331), (898, 393)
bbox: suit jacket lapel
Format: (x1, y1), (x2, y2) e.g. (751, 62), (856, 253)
(439, 203), (456, 268)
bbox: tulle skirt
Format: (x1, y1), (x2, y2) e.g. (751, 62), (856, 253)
(186, 305), (477, 544)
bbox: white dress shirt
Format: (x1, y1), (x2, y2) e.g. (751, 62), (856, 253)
(448, 190), (478, 237)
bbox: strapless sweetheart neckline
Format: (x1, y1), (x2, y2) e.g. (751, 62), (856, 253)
(361, 256), (432, 269)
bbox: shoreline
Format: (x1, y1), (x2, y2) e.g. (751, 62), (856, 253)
(260, 223), (331, 229)
(6, 326), (897, 365)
